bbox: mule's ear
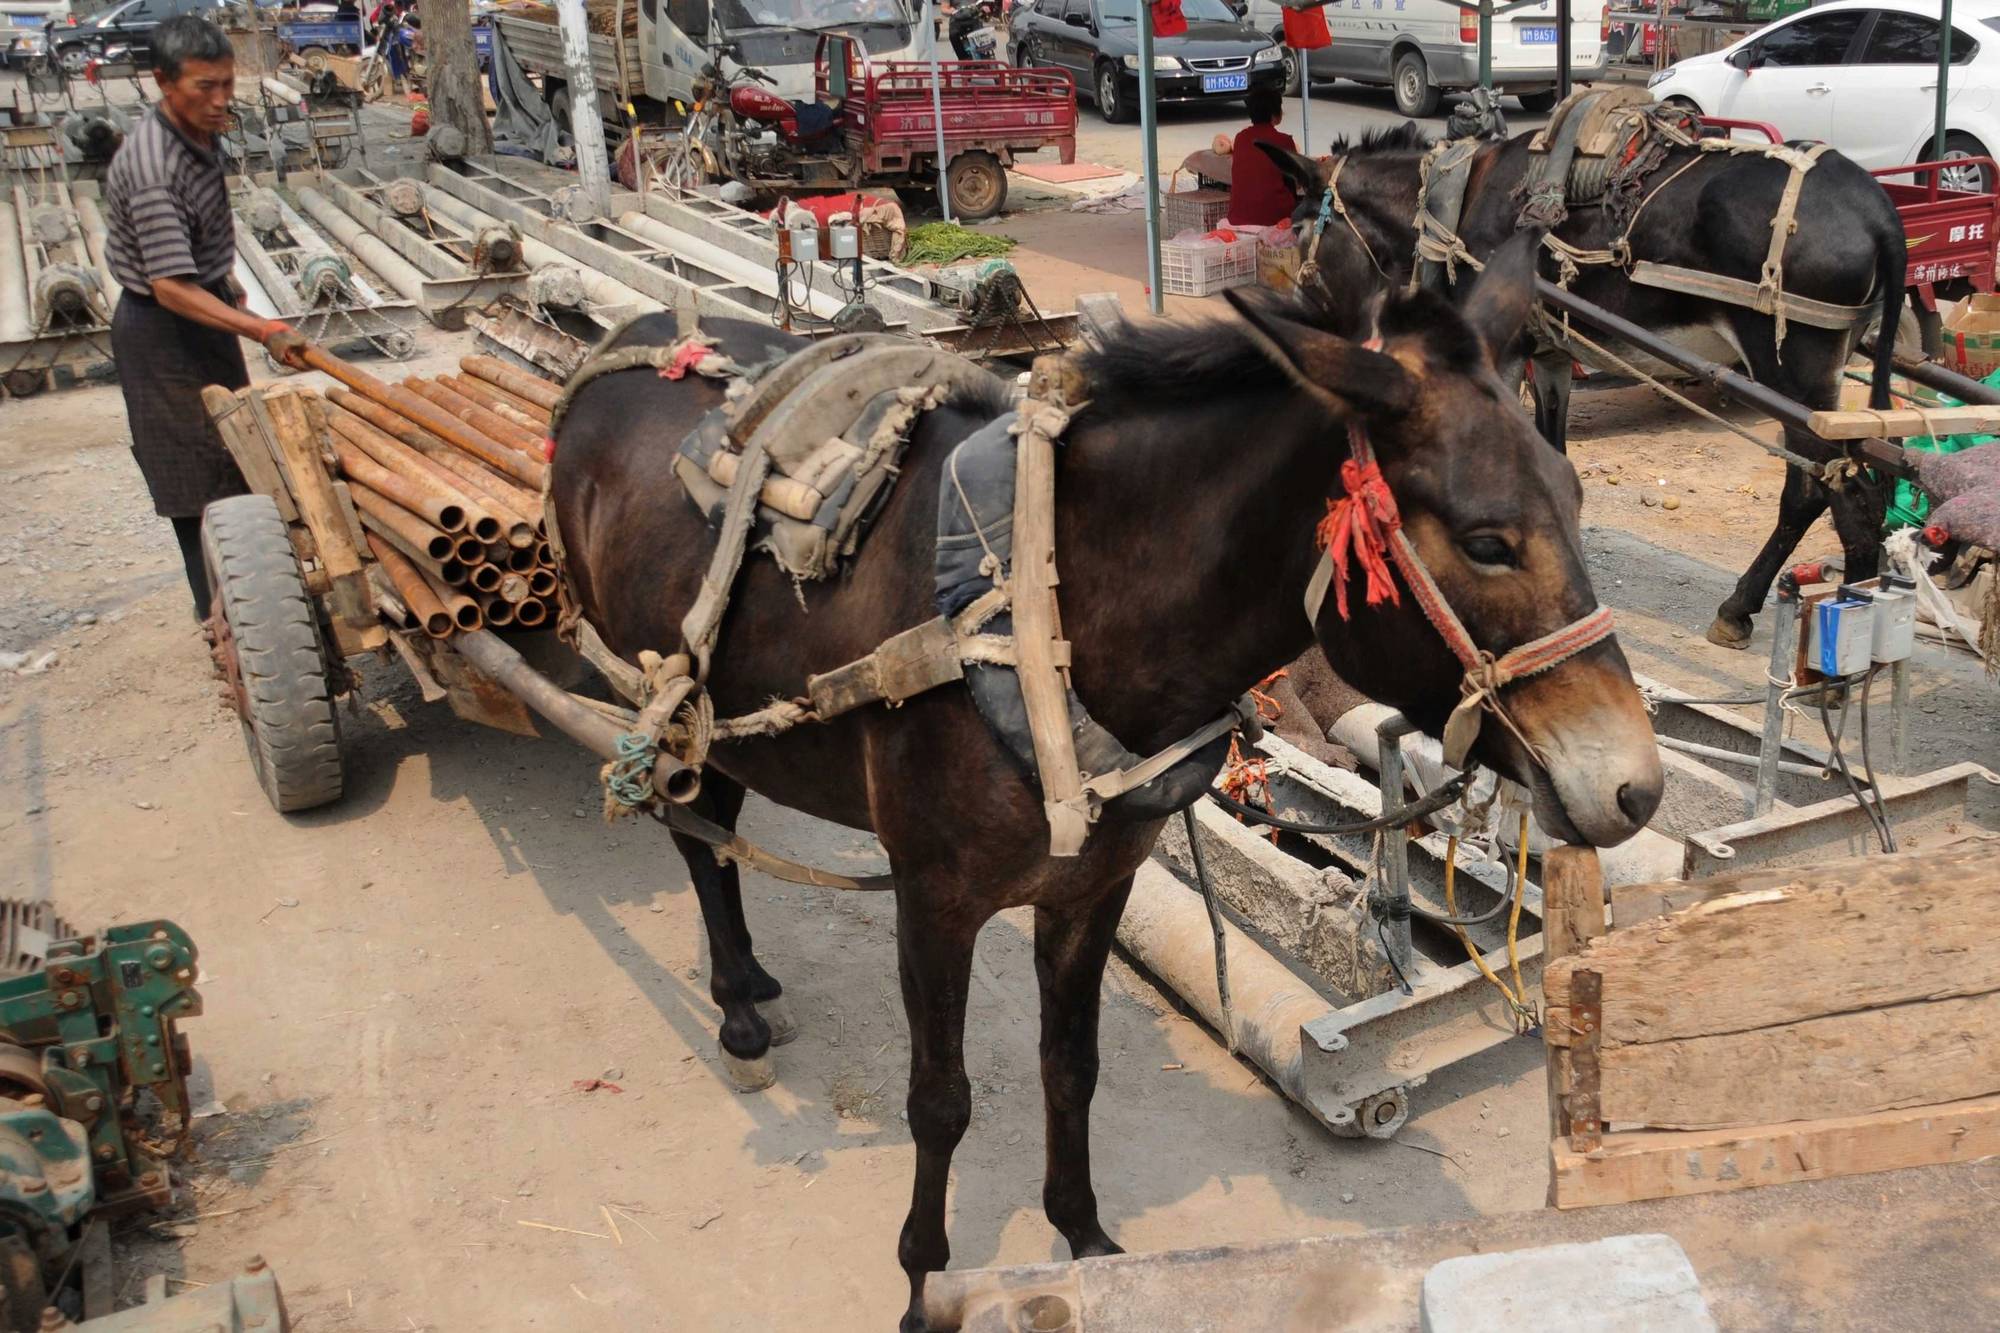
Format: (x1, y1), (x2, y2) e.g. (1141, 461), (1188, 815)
(1223, 286), (1416, 419)
(1254, 140), (1326, 201)
(1461, 230), (1540, 360)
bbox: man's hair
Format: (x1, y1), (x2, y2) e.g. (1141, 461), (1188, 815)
(1247, 88), (1281, 126)
(152, 14), (233, 81)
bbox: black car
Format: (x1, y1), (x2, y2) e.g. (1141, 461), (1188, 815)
(48, 0), (236, 74)
(1007, 0), (1285, 123)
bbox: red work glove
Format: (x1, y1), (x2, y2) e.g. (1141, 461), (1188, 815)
(259, 320), (310, 370)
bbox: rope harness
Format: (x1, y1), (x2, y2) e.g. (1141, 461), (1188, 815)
(1305, 406), (1616, 771)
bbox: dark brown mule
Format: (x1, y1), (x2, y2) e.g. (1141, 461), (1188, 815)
(1261, 123), (1905, 649)
(552, 236), (1662, 1331)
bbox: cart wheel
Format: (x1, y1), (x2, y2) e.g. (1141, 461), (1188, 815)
(299, 44), (332, 74)
(202, 495), (345, 814)
(548, 85), (575, 136)
(946, 151), (1008, 222)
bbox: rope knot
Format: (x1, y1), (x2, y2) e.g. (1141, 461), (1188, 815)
(1313, 455), (1402, 620)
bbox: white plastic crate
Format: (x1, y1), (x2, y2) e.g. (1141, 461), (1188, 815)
(1160, 236), (1258, 298)
(1163, 187), (1230, 237)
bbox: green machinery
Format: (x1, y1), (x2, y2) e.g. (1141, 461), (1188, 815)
(0, 904), (286, 1330)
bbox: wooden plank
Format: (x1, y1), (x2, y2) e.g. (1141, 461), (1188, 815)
(1599, 988), (2000, 1129)
(1808, 403), (2000, 440)
(1541, 847), (1605, 1156)
(202, 385), (298, 523)
(255, 388), (384, 656)
(1544, 841), (2000, 1045)
(1008, 396), (1087, 855)
(1550, 1093), (2000, 1209)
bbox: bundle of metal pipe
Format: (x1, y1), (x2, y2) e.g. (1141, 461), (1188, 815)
(298, 346), (561, 639)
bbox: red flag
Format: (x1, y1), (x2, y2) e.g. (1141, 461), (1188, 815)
(1151, 0), (1188, 38)
(1282, 6), (1331, 49)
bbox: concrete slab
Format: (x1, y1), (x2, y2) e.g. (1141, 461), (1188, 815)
(1420, 1234), (1715, 1333)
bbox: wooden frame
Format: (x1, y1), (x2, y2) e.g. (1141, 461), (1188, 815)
(1545, 838), (2000, 1209)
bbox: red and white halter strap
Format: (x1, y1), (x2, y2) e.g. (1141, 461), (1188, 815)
(1304, 418), (1616, 770)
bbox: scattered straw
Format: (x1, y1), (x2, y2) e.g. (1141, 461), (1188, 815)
(600, 1205), (624, 1246)
(516, 1220), (610, 1239)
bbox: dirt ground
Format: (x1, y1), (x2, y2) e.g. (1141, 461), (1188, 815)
(2, 92), (1997, 1333)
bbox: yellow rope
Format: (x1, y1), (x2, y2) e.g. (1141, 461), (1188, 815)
(1442, 814), (1539, 1033)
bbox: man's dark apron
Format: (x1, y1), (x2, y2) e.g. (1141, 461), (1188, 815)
(109, 278), (249, 518)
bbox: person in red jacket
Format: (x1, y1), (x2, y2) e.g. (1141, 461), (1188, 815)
(1227, 89), (1299, 228)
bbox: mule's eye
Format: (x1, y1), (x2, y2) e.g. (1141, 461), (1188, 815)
(1460, 534), (1518, 568)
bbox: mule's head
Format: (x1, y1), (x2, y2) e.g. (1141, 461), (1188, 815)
(1226, 235), (1661, 847)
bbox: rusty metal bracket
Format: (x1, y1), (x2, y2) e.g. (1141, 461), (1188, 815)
(1564, 969), (1603, 1153)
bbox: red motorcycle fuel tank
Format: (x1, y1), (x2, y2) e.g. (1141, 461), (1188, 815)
(729, 84), (796, 130)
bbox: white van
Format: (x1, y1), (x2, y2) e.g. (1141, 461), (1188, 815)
(1247, 0), (1608, 117)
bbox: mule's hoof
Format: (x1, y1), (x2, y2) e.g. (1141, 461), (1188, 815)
(720, 1046), (775, 1093)
(1704, 616), (1752, 650)
(756, 995), (799, 1046)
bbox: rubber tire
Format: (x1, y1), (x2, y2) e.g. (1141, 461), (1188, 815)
(1941, 132), (1994, 196)
(1392, 51), (1439, 118)
(548, 84), (574, 136)
(1517, 89), (1558, 113)
(202, 495), (345, 814)
(1096, 61), (1131, 124)
(56, 43), (90, 76)
(946, 150), (1009, 221)
(1273, 32), (1302, 96)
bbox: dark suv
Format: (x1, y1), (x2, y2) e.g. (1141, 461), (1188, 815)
(49, 0), (226, 74)
(1008, 0), (1284, 123)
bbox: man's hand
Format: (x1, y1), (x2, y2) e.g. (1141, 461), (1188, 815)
(260, 321), (311, 370)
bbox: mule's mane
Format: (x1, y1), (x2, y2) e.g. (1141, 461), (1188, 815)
(1326, 122), (1434, 158)
(1076, 286), (1476, 416)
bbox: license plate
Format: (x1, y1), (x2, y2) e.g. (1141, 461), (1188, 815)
(1521, 24), (1558, 43)
(1202, 72), (1249, 93)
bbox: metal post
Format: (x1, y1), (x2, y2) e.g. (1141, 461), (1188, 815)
(1374, 715), (1417, 977)
(1890, 656), (1911, 776)
(1479, 1), (1492, 90)
(1753, 591), (1800, 816)
(930, 1), (954, 223)
(1139, 2), (1162, 315)
(553, 0), (613, 220)
(1934, 0), (1953, 163)
(1295, 45), (1309, 156)
(1555, 0), (1571, 102)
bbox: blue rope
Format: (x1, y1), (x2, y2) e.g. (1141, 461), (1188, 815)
(606, 731), (657, 808)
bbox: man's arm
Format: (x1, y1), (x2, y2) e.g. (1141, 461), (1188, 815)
(151, 278), (309, 368)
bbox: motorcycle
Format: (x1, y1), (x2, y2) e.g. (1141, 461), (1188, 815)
(660, 46), (859, 197)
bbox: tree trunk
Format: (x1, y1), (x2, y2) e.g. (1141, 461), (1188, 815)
(420, 0), (492, 154)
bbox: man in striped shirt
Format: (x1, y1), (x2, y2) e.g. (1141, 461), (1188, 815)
(104, 14), (308, 618)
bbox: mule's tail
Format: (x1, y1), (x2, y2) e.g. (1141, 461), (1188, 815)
(1869, 216), (1906, 411)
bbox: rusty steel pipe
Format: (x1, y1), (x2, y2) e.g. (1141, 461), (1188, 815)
(361, 510), (468, 588)
(327, 408), (507, 545)
(327, 388), (542, 544)
(351, 481), (455, 561)
(460, 353), (561, 411)
(535, 540), (553, 565)
(365, 565), (418, 632)
(513, 598), (549, 628)
(409, 377), (545, 457)
(300, 344), (548, 489)
(467, 561), (502, 593)
(460, 370), (553, 425)
(449, 629), (700, 804)
(367, 534), (455, 637)
(498, 572), (531, 605)
(453, 533), (488, 565)
(528, 569), (557, 597)
(330, 438), (466, 534)
(505, 545), (538, 573)
(478, 595), (515, 627)
(444, 374), (547, 435)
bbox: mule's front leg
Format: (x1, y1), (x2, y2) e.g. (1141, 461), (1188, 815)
(1034, 878), (1133, 1259)
(894, 900), (980, 1333)
(1710, 454), (1830, 648)
(666, 775), (776, 1090)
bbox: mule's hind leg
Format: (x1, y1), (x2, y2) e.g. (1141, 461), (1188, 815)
(666, 772), (778, 1090)
(696, 771), (797, 1044)
(1529, 346), (1575, 454)
(1034, 876), (1133, 1260)
(891, 891), (981, 1333)
(1711, 456), (1829, 647)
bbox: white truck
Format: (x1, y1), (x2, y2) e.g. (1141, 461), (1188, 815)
(492, 0), (927, 133)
